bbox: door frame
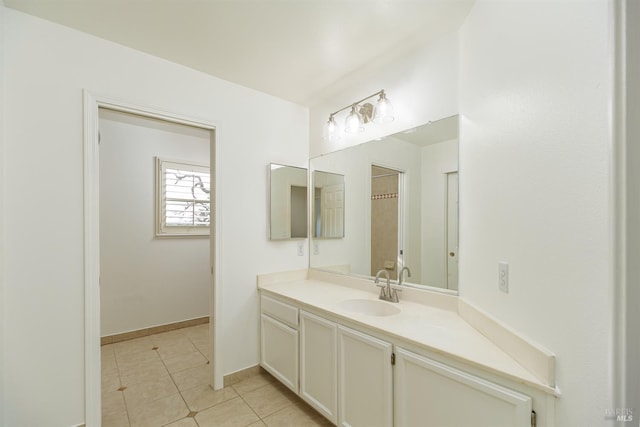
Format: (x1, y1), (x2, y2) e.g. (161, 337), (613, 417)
(83, 90), (222, 426)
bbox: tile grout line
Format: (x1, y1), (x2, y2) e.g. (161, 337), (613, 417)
(234, 380), (304, 426)
(110, 345), (133, 427)
(155, 332), (198, 427)
(156, 325), (214, 427)
(234, 385), (268, 426)
(185, 331), (210, 427)
(107, 325), (315, 427)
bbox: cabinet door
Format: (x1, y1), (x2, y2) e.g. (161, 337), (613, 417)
(300, 311), (338, 424)
(394, 347), (532, 427)
(338, 326), (392, 427)
(260, 314), (298, 393)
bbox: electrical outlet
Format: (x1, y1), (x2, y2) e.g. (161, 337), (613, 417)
(498, 262), (509, 293)
(297, 241), (304, 256)
(313, 241), (319, 255)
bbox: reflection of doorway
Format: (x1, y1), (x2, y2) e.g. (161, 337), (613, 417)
(371, 165), (402, 280)
(290, 185), (307, 238)
(445, 172), (459, 290)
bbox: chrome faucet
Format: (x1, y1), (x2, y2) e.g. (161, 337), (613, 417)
(375, 269), (399, 303)
(398, 266), (412, 286)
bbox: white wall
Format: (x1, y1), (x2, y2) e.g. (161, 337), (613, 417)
(459, 1), (612, 425)
(421, 139), (458, 288)
(2, 7), (308, 426)
(99, 109), (211, 336)
(309, 31), (460, 157)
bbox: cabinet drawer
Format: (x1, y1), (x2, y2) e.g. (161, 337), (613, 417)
(261, 294), (298, 328)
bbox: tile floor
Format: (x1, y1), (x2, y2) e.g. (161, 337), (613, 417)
(102, 324), (332, 427)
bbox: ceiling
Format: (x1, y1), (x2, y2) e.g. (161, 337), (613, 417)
(4, 0), (474, 107)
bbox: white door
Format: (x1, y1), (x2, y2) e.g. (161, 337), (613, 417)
(260, 314), (299, 393)
(338, 326), (393, 427)
(446, 172), (459, 290)
(394, 347), (532, 427)
(322, 183), (345, 238)
(300, 311), (338, 424)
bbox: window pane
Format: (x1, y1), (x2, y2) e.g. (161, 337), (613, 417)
(165, 168), (211, 203)
(158, 158), (211, 234)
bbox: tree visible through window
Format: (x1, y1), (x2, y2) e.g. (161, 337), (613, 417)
(157, 158), (210, 236)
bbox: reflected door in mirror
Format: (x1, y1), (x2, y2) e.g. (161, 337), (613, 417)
(446, 172), (458, 290)
(313, 171), (345, 239)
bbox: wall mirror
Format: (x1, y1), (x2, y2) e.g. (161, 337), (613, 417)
(269, 163), (308, 240)
(309, 115), (459, 291)
(312, 171), (345, 239)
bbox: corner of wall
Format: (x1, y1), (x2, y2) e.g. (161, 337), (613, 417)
(617, 0), (640, 414)
(0, 3), (6, 423)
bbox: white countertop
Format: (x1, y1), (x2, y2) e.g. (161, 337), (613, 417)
(259, 276), (557, 396)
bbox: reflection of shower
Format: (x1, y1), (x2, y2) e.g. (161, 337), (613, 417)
(371, 165), (401, 280)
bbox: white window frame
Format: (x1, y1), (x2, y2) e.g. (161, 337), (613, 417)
(156, 157), (211, 237)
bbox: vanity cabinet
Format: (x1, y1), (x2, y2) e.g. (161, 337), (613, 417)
(338, 326), (393, 427)
(300, 311), (392, 427)
(260, 291), (547, 427)
(260, 295), (299, 393)
(300, 311), (338, 424)
(394, 347), (532, 427)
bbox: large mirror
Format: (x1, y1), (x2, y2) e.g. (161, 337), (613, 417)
(269, 163), (308, 240)
(309, 115), (459, 291)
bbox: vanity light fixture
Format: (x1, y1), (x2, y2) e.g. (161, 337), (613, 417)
(323, 115), (340, 141)
(323, 89), (394, 141)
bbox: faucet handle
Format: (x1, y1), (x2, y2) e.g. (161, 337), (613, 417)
(378, 286), (387, 299)
(390, 289), (400, 303)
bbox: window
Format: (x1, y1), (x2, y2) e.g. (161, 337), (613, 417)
(157, 157), (211, 236)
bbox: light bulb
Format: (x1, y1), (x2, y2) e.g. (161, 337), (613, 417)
(344, 105), (364, 133)
(373, 91), (394, 124)
(323, 115), (340, 141)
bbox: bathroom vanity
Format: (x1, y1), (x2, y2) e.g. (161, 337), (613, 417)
(258, 269), (558, 427)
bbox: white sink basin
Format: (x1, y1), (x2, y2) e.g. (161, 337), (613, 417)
(338, 298), (401, 317)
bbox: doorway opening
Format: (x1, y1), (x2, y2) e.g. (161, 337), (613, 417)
(370, 165), (404, 280)
(98, 109), (212, 337)
(83, 92), (219, 426)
